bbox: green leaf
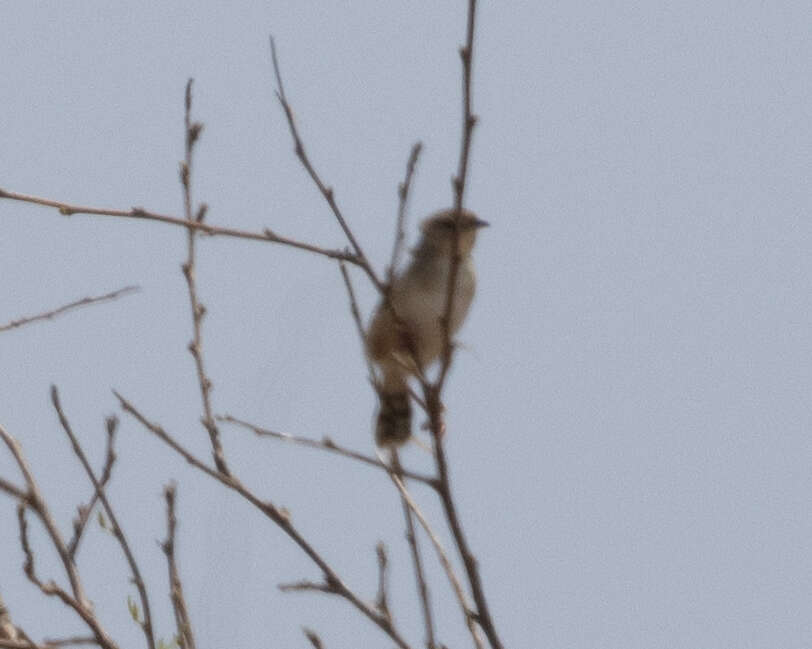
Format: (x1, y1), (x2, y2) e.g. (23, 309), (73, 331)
(127, 595), (141, 624)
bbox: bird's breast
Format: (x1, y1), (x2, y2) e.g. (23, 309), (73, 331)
(392, 257), (476, 364)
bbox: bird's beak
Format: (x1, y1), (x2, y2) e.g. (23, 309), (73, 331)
(473, 217), (490, 229)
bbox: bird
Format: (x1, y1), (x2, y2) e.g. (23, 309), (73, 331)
(366, 207), (488, 446)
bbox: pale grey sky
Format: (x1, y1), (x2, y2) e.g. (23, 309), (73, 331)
(3, 2), (812, 648)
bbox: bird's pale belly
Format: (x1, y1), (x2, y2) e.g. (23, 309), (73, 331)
(394, 262), (476, 366)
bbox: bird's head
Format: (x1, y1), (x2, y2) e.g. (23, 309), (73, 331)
(420, 208), (489, 256)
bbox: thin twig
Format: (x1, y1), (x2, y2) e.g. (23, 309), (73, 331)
(0, 427), (87, 606)
(430, 409), (503, 649)
(161, 483), (196, 649)
(17, 498), (85, 623)
(387, 142), (423, 286)
(302, 628), (324, 649)
(17, 504), (43, 589)
(0, 188), (358, 265)
(277, 580), (335, 594)
(217, 415), (437, 487)
(115, 392), (415, 649)
(0, 640), (97, 649)
(338, 261), (379, 384)
(436, 0), (480, 393)
(179, 79), (230, 476)
(269, 37), (383, 292)
(0, 286), (139, 334)
(425, 4), (505, 648)
(0, 425), (118, 649)
(374, 542), (391, 621)
(338, 261), (368, 349)
(380, 452), (485, 649)
(41, 637), (98, 647)
(392, 451), (436, 649)
(68, 417), (118, 560)
(0, 477), (27, 502)
(50, 387), (154, 649)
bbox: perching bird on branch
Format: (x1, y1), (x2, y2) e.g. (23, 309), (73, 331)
(366, 208), (488, 446)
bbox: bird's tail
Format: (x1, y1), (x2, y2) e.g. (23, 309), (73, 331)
(375, 364), (412, 447)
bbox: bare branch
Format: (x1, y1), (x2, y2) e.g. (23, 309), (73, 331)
(0, 188), (359, 265)
(0, 477), (27, 502)
(420, 4), (505, 648)
(429, 411), (501, 649)
(301, 628), (324, 649)
(179, 79), (230, 476)
(161, 483), (196, 649)
(68, 417), (118, 560)
(269, 37), (383, 291)
(380, 452), (484, 649)
(3, 455), (117, 649)
(338, 262), (369, 354)
(17, 504), (43, 590)
(41, 638), (98, 647)
(374, 542), (391, 622)
(0, 639), (97, 649)
(50, 387), (153, 649)
(0, 6), (503, 649)
(388, 142), (423, 285)
(392, 451), (436, 649)
(0, 425), (88, 608)
(0, 286), (139, 334)
(338, 261), (380, 389)
(217, 415), (437, 487)
(277, 580), (335, 595)
(437, 0), (480, 393)
(452, 1), (479, 215)
(115, 392), (415, 649)
(1, 592), (97, 648)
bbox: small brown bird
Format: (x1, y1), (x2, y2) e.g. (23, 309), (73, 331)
(366, 208), (488, 446)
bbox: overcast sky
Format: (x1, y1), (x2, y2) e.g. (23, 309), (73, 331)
(3, 2), (812, 648)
